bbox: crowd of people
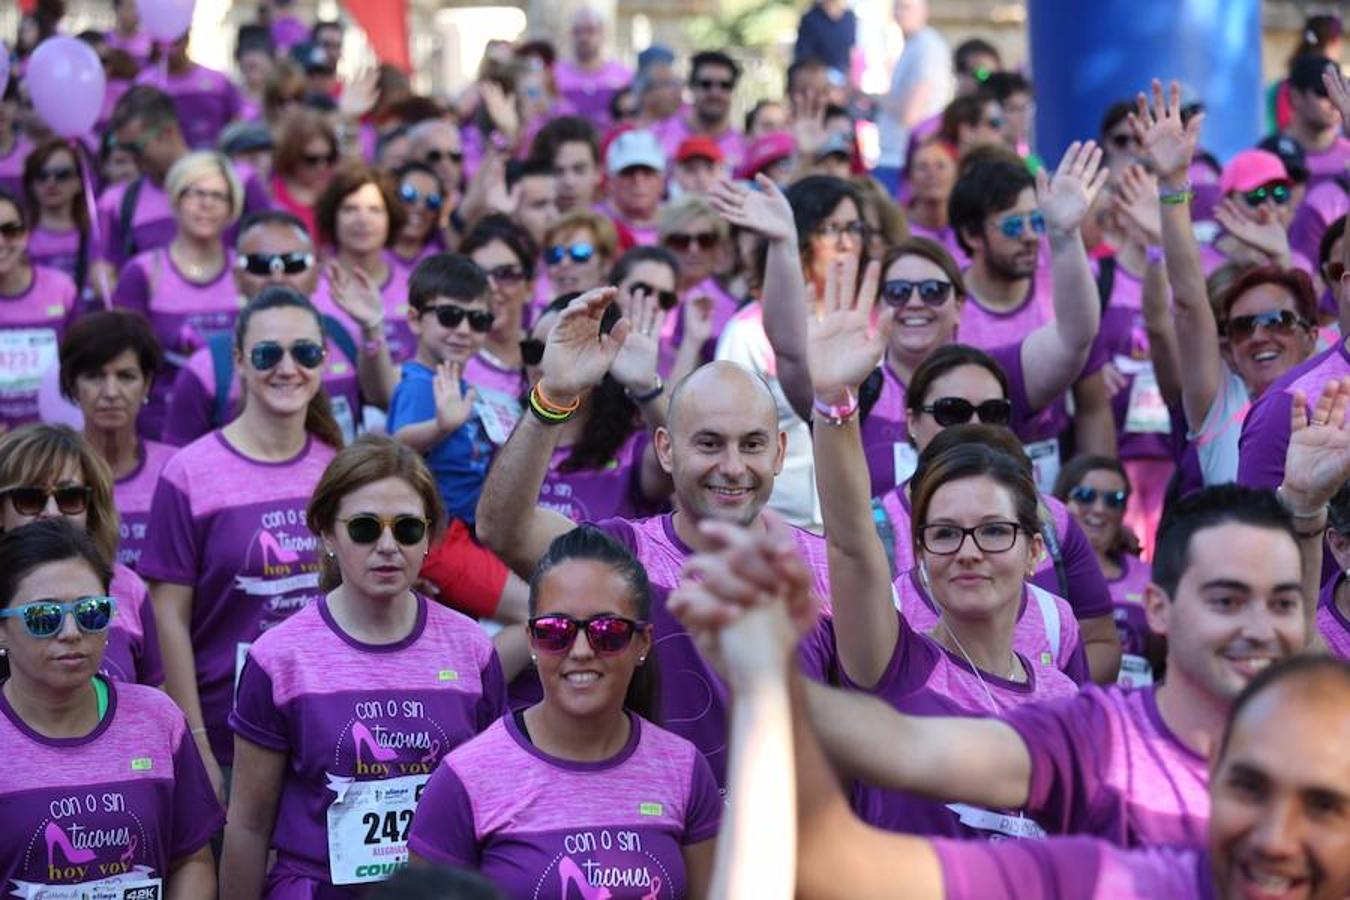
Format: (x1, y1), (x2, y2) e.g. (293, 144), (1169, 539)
(0, 0), (1348, 897)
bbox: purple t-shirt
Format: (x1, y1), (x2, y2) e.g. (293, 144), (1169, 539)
(1005, 684), (1210, 847)
(1107, 554), (1155, 687)
(312, 256), (415, 362)
(651, 117), (747, 170)
(654, 277), (740, 380)
(595, 513), (837, 786)
(25, 225), (84, 285)
(0, 680), (223, 895)
(875, 485), (1114, 621)
(1289, 179), (1349, 273)
(907, 221), (968, 268)
(1317, 573), (1350, 660)
(543, 431), (658, 523)
(1302, 135), (1350, 189)
(958, 267), (1056, 351)
(135, 63), (242, 150)
(1097, 264), (1176, 464)
(103, 563), (165, 687)
(935, 835), (1213, 899)
(229, 596), (506, 891)
(1237, 340), (1350, 489)
(408, 712), (721, 898)
(114, 439), (177, 570)
(162, 329), (363, 446)
(0, 265), (80, 431)
(0, 134), (34, 198)
(464, 350), (524, 398)
(553, 59), (633, 129)
(104, 28), (153, 65)
(138, 432), (336, 764)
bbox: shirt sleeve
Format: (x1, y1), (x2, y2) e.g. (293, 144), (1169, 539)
(682, 750), (723, 844)
(933, 835), (1104, 900)
(477, 652), (508, 730)
(406, 763), (482, 867)
(1040, 515), (1114, 620)
(110, 259), (151, 316)
(1236, 386), (1294, 490)
(137, 476), (201, 587)
(1002, 689), (1111, 835)
(169, 717), (227, 859)
(388, 375), (436, 434)
(136, 593), (166, 687)
(228, 655), (290, 751)
(162, 366), (216, 448)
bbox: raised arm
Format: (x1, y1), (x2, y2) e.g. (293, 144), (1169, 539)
(324, 262), (400, 409)
(710, 175), (816, 422)
(805, 257), (900, 688)
(1019, 141), (1109, 410)
(606, 286), (676, 503)
(476, 288), (631, 576)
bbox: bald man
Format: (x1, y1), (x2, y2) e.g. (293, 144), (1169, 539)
(554, 8), (633, 129)
(477, 288), (837, 785)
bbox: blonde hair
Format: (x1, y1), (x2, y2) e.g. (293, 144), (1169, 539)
(658, 194), (728, 242)
(0, 425), (120, 565)
(166, 151), (245, 225)
(544, 209), (618, 260)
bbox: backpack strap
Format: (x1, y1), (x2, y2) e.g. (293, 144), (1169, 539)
(1037, 500), (1071, 600)
(321, 314), (358, 365)
(872, 496), (899, 581)
(207, 333), (236, 428)
(1028, 584), (1063, 661)
(119, 176), (145, 263)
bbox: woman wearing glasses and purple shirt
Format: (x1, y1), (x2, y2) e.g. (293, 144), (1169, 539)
(0, 519), (220, 898)
(21, 139), (95, 297)
(461, 215), (537, 395)
(221, 436), (504, 897)
(141, 287), (344, 803)
(111, 151), (246, 440)
(391, 162), (448, 274)
(409, 525), (720, 897)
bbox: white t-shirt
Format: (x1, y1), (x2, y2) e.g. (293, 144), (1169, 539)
(878, 26), (953, 168)
(1190, 363), (1250, 485)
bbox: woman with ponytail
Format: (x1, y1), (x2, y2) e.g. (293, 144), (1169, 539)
(140, 285), (341, 804)
(220, 435), (504, 897)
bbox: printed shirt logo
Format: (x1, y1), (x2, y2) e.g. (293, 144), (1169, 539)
(45, 304), (66, 318)
(638, 802), (663, 817)
(130, 757), (152, 771)
(437, 670), (459, 681)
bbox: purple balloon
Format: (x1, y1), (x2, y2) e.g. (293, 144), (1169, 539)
(137, 0), (197, 43)
(0, 42), (10, 100)
(27, 37), (106, 139)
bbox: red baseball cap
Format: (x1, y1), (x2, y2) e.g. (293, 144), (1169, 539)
(676, 136), (724, 164)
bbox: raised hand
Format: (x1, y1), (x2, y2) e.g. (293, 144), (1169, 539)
(1036, 140), (1109, 235)
(1213, 198), (1292, 266)
(1281, 376), (1350, 514)
(608, 284), (665, 394)
(1324, 65), (1350, 130)
(682, 294), (715, 347)
(325, 261), (385, 332)
(792, 89), (829, 159)
(478, 81), (520, 144)
(806, 257), (891, 398)
(538, 287), (632, 404)
(338, 68), (380, 122)
(433, 361), (477, 434)
(1112, 163), (1162, 246)
(1127, 79), (1203, 181)
(709, 175), (797, 244)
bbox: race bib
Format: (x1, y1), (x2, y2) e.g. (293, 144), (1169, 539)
(6, 873), (162, 900)
(1024, 439), (1061, 494)
(946, 803), (1047, 839)
(0, 328), (58, 396)
(893, 442), (919, 486)
(326, 773), (429, 885)
(1116, 356), (1171, 435)
(1117, 654), (1155, 689)
(475, 387), (522, 446)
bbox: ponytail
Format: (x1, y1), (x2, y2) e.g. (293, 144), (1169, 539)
(305, 388), (345, 451)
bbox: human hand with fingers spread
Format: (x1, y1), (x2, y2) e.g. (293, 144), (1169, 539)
(1037, 140), (1109, 236)
(1113, 164), (1161, 246)
(1324, 64), (1350, 129)
(709, 175), (797, 245)
(538, 287), (631, 406)
(1127, 79), (1204, 183)
(1213, 198), (1291, 267)
(608, 285), (665, 396)
(433, 361), (477, 434)
(682, 294), (715, 347)
(325, 261), (385, 333)
(806, 257), (890, 401)
(338, 68), (380, 122)
(1280, 376), (1350, 515)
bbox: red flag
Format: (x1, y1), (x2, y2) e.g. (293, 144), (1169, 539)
(342, 0), (410, 73)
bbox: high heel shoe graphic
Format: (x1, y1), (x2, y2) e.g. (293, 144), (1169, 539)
(351, 721), (397, 763)
(257, 530), (299, 568)
(45, 822), (96, 865)
(558, 856), (612, 900)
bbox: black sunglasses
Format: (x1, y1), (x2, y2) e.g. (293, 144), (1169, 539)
(400, 183), (443, 211)
(249, 339), (327, 371)
(3, 485), (92, 516)
(485, 263), (527, 285)
(694, 78), (734, 92)
(528, 613), (648, 655)
(629, 280), (679, 310)
(1222, 309), (1309, 344)
(426, 303), (495, 333)
(0, 596), (116, 639)
(665, 232), (719, 252)
(880, 279), (954, 308)
(237, 252), (314, 276)
(1068, 485), (1129, 509)
(302, 151), (338, 167)
(36, 166), (77, 184)
(340, 514), (429, 545)
(0, 221), (27, 240)
(425, 149), (464, 166)
(920, 397), (1012, 428)
(520, 337), (546, 366)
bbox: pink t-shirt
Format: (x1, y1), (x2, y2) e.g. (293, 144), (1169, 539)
(907, 222), (968, 268)
(1317, 574), (1350, 660)
(553, 59), (633, 129)
(650, 116), (747, 170)
(104, 28), (153, 66)
(135, 63), (243, 150)
(655, 277), (739, 379)
(408, 712), (721, 898)
(25, 225), (85, 286)
(103, 563), (165, 688)
(230, 596), (506, 890)
(464, 350), (524, 398)
(0, 134), (34, 197)
(958, 266), (1055, 351)
(138, 432), (336, 765)
(0, 680), (223, 894)
(113, 439), (177, 570)
(311, 254), (415, 362)
(0, 265), (80, 430)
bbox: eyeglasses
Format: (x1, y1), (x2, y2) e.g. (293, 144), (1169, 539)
(237, 251), (314, 276)
(694, 78), (735, 92)
(114, 122), (166, 157)
(339, 514), (429, 545)
(0, 221), (27, 240)
(880, 278), (954, 308)
(919, 522), (1022, 555)
(1222, 309), (1309, 344)
(248, 339), (327, 371)
(528, 613), (649, 655)
(1240, 182), (1292, 208)
(2, 485), (92, 516)
(629, 280), (679, 310)
(919, 396), (1012, 428)
(545, 242), (595, 266)
(984, 115), (1006, 130)
(996, 211), (1046, 240)
(302, 150), (338, 168)
(814, 220), (868, 240)
(1068, 485), (1129, 509)
(399, 183), (443, 211)
(664, 232), (719, 252)
(520, 337), (546, 366)
(485, 263), (527, 285)
(425, 303), (495, 333)
(424, 149), (464, 166)
(0, 596), (116, 639)
(1107, 132), (1139, 150)
(180, 186), (231, 207)
(35, 166), (77, 184)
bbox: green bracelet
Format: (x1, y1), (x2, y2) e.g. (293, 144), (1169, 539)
(1159, 182), (1194, 206)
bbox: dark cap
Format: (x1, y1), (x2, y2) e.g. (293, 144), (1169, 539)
(1256, 133), (1309, 184)
(1288, 55), (1336, 94)
(219, 122), (275, 156)
(290, 41), (335, 74)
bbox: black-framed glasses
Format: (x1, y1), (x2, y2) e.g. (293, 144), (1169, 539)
(1068, 485), (1129, 510)
(399, 183), (443, 211)
(302, 151), (338, 168)
(339, 514), (429, 545)
(0, 220), (28, 240)
(664, 232), (719, 252)
(237, 252), (314, 276)
(920, 397), (1012, 428)
(1241, 182), (1291, 208)
(919, 522), (1022, 556)
(814, 220), (868, 240)
(0, 596), (116, 639)
(528, 613), (649, 655)
(546, 242), (595, 266)
(629, 280), (679, 310)
(1222, 309), (1309, 344)
(249, 339), (326, 371)
(426, 303), (495, 333)
(881, 279), (954, 308)
(520, 337), (546, 366)
(3, 485), (92, 516)
(485, 263), (527, 285)
(424, 149), (464, 166)
(35, 166), (77, 184)
(1107, 132), (1138, 151)
(996, 211), (1046, 240)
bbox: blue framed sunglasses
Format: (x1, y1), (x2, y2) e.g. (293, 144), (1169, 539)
(996, 210), (1046, 240)
(0, 596), (116, 639)
(546, 242), (595, 266)
(399, 183), (443, 211)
